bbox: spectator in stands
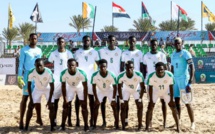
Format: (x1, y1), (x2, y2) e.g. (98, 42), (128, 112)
(147, 38), (152, 46)
(14, 49), (19, 57)
(115, 40), (119, 47)
(124, 39), (129, 47)
(189, 44), (196, 57)
(69, 40), (77, 50)
(159, 37), (165, 46)
(101, 40), (107, 47)
(166, 37), (172, 47)
(94, 39), (100, 47)
(160, 44), (168, 56)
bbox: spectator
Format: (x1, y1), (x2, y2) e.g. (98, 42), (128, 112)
(160, 44), (168, 56)
(101, 40), (107, 47)
(166, 37), (172, 47)
(124, 39), (129, 47)
(69, 40), (77, 50)
(94, 39), (100, 47)
(159, 37), (165, 46)
(189, 44), (196, 57)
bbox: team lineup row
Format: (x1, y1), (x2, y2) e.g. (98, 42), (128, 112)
(17, 33), (195, 132)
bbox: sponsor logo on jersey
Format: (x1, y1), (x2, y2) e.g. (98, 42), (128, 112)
(134, 78), (137, 82)
(135, 53), (139, 57)
(154, 80), (157, 83)
(164, 80), (167, 84)
(43, 77), (47, 81)
(115, 53), (118, 56)
(89, 52), (92, 55)
(76, 77), (80, 81)
(106, 80), (110, 83)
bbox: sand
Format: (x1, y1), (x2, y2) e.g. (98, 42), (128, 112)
(0, 84), (215, 134)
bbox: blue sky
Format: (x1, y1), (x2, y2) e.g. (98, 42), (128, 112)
(0, 0), (214, 33)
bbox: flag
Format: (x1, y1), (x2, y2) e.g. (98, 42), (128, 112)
(142, 2), (155, 26)
(30, 3), (43, 23)
(8, 4), (15, 29)
(112, 2), (130, 18)
(82, 2), (95, 19)
(172, 2), (188, 22)
(202, 2), (215, 22)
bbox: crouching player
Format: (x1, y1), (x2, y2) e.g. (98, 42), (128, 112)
(117, 60), (145, 130)
(59, 58), (89, 131)
(25, 58), (55, 131)
(145, 62), (180, 132)
(91, 59), (119, 129)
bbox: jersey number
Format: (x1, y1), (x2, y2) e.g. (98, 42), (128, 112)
(159, 85), (164, 90)
(60, 59), (63, 65)
(103, 83), (106, 88)
(85, 56), (88, 62)
(129, 85), (134, 89)
(110, 58), (113, 63)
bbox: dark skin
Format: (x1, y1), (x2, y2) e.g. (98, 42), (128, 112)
(61, 61), (89, 131)
(118, 63), (145, 130)
(120, 37), (144, 126)
(19, 35), (42, 130)
(75, 36), (98, 127)
(25, 60), (55, 131)
(92, 63), (119, 129)
(143, 40), (168, 128)
(171, 40), (195, 123)
(145, 66), (180, 132)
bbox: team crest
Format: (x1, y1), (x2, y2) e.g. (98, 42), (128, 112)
(134, 78), (137, 82)
(89, 52), (92, 55)
(158, 57), (161, 61)
(76, 77), (80, 81)
(55, 55), (58, 57)
(135, 53), (139, 57)
(106, 80), (110, 83)
(115, 53), (118, 56)
(43, 77), (47, 81)
(164, 80), (167, 84)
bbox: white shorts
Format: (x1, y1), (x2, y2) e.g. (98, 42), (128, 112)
(87, 82), (93, 95)
(66, 86), (84, 102)
(32, 88), (54, 103)
(53, 82), (62, 99)
(97, 90), (114, 104)
(122, 89), (140, 101)
(147, 89), (171, 103)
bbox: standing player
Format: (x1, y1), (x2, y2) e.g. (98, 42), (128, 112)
(118, 61), (145, 130)
(17, 33), (42, 130)
(59, 59), (89, 131)
(74, 35), (99, 127)
(92, 59), (119, 129)
(171, 37), (195, 130)
(25, 58), (55, 131)
(48, 37), (73, 126)
(145, 62), (180, 132)
(120, 36), (144, 126)
(143, 39), (168, 128)
(98, 35), (122, 127)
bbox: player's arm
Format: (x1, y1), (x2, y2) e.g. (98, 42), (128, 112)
(120, 62), (125, 72)
(18, 48), (25, 76)
(187, 59), (195, 84)
(61, 82), (67, 103)
(148, 85), (153, 103)
(118, 83), (123, 100)
(171, 65), (174, 74)
(82, 81), (88, 102)
(113, 85), (117, 99)
(143, 64), (147, 79)
(169, 85), (174, 102)
(140, 63), (144, 76)
(28, 81), (33, 102)
(48, 82), (54, 104)
(92, 84), (99, 101)
(139, 82), (146, 99)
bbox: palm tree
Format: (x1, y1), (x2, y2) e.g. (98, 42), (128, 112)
(17, 23), (35, 45)
(69, 15), (91, 32)
(159, 17), (196, 31)
(205, 23), (215, 31)
(2, 27), (19, 47)
(101, 26), (118, 32)
(131, 18), (157, 32)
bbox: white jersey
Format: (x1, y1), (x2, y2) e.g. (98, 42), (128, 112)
(48, 49), (73, 78)
(143, 51), (167, 78)
(91, 70), (117, 91)
(60, 68), (87, 89)
(117, 71), (144, 92)
(121, 49), (143, 71)
(28, 67), (54, 90)
(99, 47), (122, 76)
(74, 48), (99, 81)
(147, 71), (174, 94)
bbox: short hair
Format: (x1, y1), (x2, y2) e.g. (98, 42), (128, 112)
(35, 58), (43, 64)
(82, 35), (91, 40)
(125, 60), (134, 66)
(128, 36), (136, 40)
(29, 33), (37, 38)
(57, 37), (64, 42)
(150, 38), (158, 44)
(98, 59), (107, 65)
(108, 35), (115, 40)
(155, 62), (165, 69)
(175, 37), (182, 42)
(67, 58), (77, 64)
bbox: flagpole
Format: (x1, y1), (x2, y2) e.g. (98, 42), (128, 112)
(112, 8), (114, 32)
(201, 1), (203, 44)
(171, 1), (172, 31)
(92, 6), (97, 46)
(7, 4), (10, 47)
(177, 7), (180, 37)
(35, 22), (37, 33)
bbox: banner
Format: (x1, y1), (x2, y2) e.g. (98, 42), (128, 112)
(0, 75), (6, 85)
(0, 58), (16, 74)
(193, 57), (215, 72)
(37, 32), (92, 42)
(195, 72), (215, 83)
